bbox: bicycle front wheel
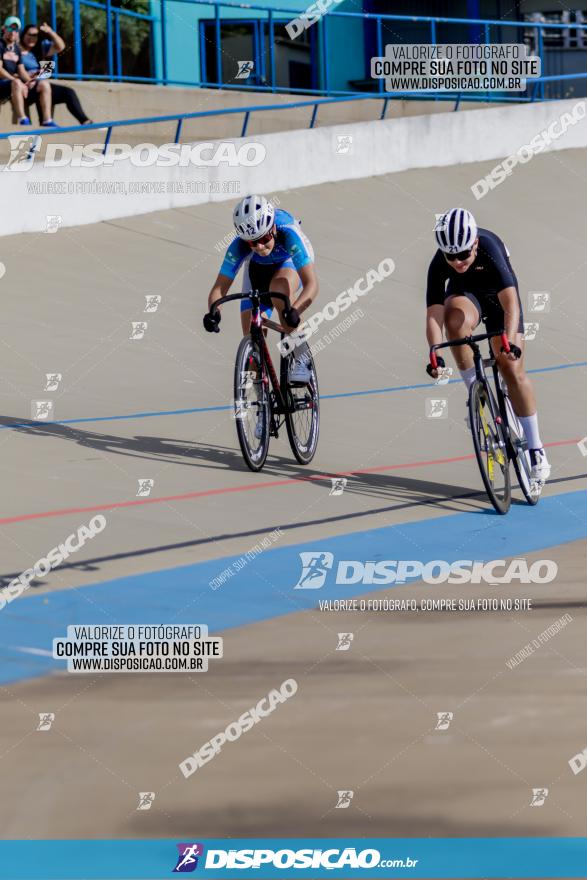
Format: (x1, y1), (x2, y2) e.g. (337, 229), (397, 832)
(469, 380), (511, 514)
(234, 336), (270, 472)
(281, 347), (320, 465)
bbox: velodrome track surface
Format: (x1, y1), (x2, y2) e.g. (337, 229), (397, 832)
(1, 146), (587, 841)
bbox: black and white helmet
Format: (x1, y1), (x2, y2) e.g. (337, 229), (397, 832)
(233, 195), (275, 242)
(434, 208), (478, 254)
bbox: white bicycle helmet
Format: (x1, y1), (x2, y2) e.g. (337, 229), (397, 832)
(233, 195), (275, 241)
(435, 208), (478, 254)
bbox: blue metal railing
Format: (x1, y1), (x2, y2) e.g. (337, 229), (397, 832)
(1, 74), (586, 147)
(11, 0), (587, 98)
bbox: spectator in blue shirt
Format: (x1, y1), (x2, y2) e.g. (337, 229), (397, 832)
(20, 23), (92, 125)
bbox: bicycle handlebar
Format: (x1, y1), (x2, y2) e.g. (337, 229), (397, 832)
(212, 290), (292, 312)
(429, 331), (509, 370)
(209, 290), (299, 329)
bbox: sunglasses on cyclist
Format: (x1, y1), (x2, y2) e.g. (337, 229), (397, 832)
(445, 247), (473, 262)
(248, 230), (274, 248)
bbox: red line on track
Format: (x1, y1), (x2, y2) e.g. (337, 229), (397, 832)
(0, 438), (580, 526)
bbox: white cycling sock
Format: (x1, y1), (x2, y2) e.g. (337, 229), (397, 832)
(519, 413), (543, 450)
(459, 367), (477, 390)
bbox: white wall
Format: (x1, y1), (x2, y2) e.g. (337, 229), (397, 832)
(1, 98), (585, 237)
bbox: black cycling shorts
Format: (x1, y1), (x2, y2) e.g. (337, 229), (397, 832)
(445, 290), (524, 335)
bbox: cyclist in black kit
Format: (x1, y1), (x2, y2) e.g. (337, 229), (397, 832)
(425, 207), (550, 491)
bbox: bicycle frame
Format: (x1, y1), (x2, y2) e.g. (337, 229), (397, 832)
(430, 330), (511, 428)
(212, 289), (296, 430)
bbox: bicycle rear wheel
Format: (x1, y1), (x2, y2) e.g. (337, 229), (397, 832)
(502, 389), (539, 505)
(234, 336), (270, 472)
(469, 380), (511, 514)
(281, 347), (320, 465)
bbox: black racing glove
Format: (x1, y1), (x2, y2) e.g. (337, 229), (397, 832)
(283, 306), (300, 329)
(203, 310), (221, 333)
(501, 342), (521, 359)
(426, 355), (445, 377)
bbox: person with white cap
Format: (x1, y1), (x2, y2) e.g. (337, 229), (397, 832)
(425, 207), (550, 491)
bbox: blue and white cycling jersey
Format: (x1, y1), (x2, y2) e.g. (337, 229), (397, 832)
(219, 208), (314, 280)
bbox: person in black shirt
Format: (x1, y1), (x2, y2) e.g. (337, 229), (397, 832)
(425, 207), (550, 490)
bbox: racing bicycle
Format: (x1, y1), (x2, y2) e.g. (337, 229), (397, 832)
(430, 331), (539, 515)
(210, 290), (320, 472)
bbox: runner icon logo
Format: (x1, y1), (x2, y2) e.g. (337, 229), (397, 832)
(137, 792), (155, 810)
(137, 479), (155, 497)
(130, 321), (148, 340)
(523, 322), (539, 341)
(330, 478), (347, 496)
(530, 788), (549, 806)
(173, 843), (204, 872)
(335, 790), (354, 809)
(336, 633), (354, 651)
(45, 373), (62, 391)
(528, 291), (551, 313)
(144, 295), (162, 313)
(435, 712), (453, 731)
(293, 552), (334, 589)
(426, 398), (448, 419)
(37, 712), (55, 731)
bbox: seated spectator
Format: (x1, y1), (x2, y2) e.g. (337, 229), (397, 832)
(20, 23), (93, 125)
(0, 16), (55, 125)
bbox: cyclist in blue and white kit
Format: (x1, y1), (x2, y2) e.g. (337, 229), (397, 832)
(203, 194), (319, 384)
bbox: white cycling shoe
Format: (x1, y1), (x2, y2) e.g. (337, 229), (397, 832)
(529, 448), (551, 493)
(289, 355), (312, 384)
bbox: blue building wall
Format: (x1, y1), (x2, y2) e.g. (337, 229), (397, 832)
(150, 0), (366, 91)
